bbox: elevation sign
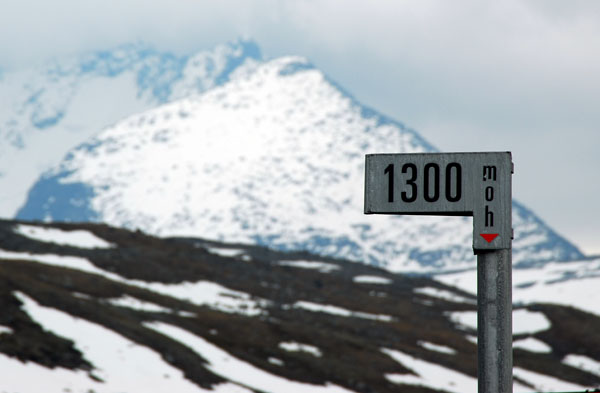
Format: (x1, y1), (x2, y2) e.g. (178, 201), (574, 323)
(364, 152), (513, 251)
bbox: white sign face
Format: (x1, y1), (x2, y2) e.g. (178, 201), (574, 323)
(364, 152), (513, 250)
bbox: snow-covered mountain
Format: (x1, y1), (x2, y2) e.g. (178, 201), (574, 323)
(15, 45), (582, 273)
(0, 39), (261, 218)
(1, 219), (599, 393)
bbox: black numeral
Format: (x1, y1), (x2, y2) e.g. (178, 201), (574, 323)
(401, 163), (417, 202)
(445, 162), (462, 202)
(423, 163), (440, 202)
(384, 162), (462, 203)
(384, 164), (394, 202)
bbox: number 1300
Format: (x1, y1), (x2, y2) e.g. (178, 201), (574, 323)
(384, 162), (462, 203)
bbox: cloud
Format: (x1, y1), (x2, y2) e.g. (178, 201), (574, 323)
(0, 0), (256, 67)
(1, 0), (599, 253)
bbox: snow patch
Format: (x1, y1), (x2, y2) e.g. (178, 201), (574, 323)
(0, 325), (13, 335)
(0, 250), (113, 277)
(352, 275), (392, 285)
(107, 295), (194, 316)
(279, 342), (322, 357)
(513, 367), (587, 392)
(278, 260), (341, 273)
(382, 348), (477, 392)
(207, 247), (244, 258)
(414, 286), (475, 304)
(145, 322), (357, 393)
(465, 335), (477, 344)
(292, 301), (393, 322)
(143, 281), (268, 317)
(563, 354), (600, 377)
(268, 357), (284, 366)
(513, 337), (552, 353)
(14, 224), (114, 249)
(447, 311), (477, 330)
(418, 341), (456, 355)
(513, 309), (551, 334)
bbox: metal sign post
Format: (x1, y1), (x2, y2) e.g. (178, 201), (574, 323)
(365, 152), (513, 393)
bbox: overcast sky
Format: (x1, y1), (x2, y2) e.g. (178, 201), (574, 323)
(1, 0), (599, 255)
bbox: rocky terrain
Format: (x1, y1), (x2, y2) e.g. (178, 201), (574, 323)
(1, 219), (599, 392)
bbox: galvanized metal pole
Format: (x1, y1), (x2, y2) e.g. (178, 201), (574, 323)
(477, 248), (513, 393)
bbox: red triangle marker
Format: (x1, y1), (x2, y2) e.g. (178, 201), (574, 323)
(480, 233), (499, 243)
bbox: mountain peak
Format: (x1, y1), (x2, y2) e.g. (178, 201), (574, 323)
(275, 56), (316, 76)
(16, 49), (583, 272)
(0, 39), (266, 218)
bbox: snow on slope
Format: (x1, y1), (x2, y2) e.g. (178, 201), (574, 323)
(0, 39), (261, 218)
(146, 322), (355, 393)
(3, 292), (252, 393)
(14, 223), (115, 248)
(0, 249), (267, 317)
(17, 52), (582, 273)
(437, 257), (600, 317)
(1, 221), (598, 393)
